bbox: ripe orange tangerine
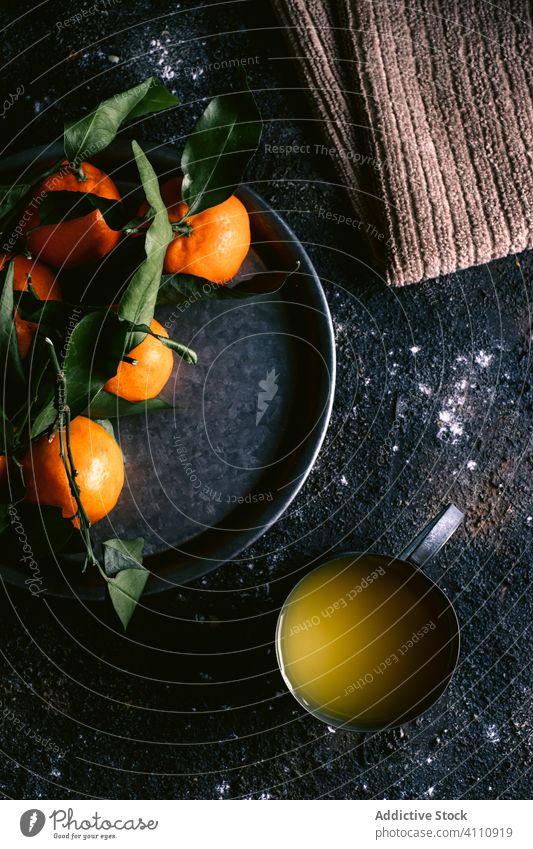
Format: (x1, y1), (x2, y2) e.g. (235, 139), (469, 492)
(103, 318), (174, 402)
(23, 416), (124, 527)
(23, 161), (121, 269)
(0, 253), (61, 358)
(138, 177), (250, 283)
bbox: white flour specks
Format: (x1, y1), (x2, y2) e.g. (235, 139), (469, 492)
(149, 37), (175, 81)
(216, 780), (231, 798)
(437, 378), (469, 443)
(437, 409), (464, 441)
(475, 350), (493, 368)
(485, 724), (501, 744)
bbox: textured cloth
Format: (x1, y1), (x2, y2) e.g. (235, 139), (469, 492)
(272, 0), (533, 285)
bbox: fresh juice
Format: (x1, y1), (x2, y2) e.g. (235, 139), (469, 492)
(276, 553), (459, 730)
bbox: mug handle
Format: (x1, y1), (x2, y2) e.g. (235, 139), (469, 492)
(398, 503), (464, 567)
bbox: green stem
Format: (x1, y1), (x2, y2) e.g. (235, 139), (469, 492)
(172, 219), (193, 237)
(73, 164), (87, 182)
(44, 337), (98, 570)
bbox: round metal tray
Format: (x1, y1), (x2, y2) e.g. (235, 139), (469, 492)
(0, 142), (335, 599)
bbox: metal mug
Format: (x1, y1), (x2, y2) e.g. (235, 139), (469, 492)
(276, 505), (464, 731)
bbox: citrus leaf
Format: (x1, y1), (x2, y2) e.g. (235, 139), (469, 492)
(37, 190), (126, 230)
(118, 142), (173, 342)
(131, 322), (197, 364)
(104, 536), (144, 575)
(157, 264), (299, 304)
(156, 336), (197, 364)
(0, 184), (33, 220)
(0, 260), (26, 411)
(64, 77), (179, 165)
(29, 311), (129, 438)
(0, 406), (14, 455)
(181, 85), (262, 217)
(108, 567), (149, 629)
(15, 291), (88, 326)
(104, 537), (148, 629)
(94, 418), (115, 438)
(86, 391), (172, 418)
(0, 160), (63, 238)
(62, 311), (129, 416)
(3, 503), (75, 560)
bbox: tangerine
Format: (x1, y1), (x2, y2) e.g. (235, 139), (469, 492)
(23, 161), (121, 269)
(139, 177), (250, 283)
(0, 253), (61, 358)
(103, 318), (173, 402)
(23, 416), (124, 526)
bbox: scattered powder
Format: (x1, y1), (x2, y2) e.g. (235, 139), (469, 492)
(475, 350), (493, 368)
(216, 780), (231, 798)
(149, 38), (175, 81)
(418, 383), (432, 396)
(437, 378), (469, 443)
(437, 409), (464, 442)
(485, 724), (500, 744)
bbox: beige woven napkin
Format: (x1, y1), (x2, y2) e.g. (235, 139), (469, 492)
(272, 0), (533, 285)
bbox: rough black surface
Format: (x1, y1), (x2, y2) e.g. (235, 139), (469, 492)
(0, 0), (531, 800)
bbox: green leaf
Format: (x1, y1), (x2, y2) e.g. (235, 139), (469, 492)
(0, 260), (26, 411)
(0, 406), (14, 455)
(86, 391), (172, 418)
(104, 535), (148, 630)
(2, 503), (75, 559)
(157, 264), (299, 305)
(118, 142), (173, 341)
(30, 311), (129, 438)
(64, 77), (179, 165)
(181, 86), (262, 217)
(94, 418), (115, 438)
(108, 567), (150, 629)
(37, 190), (126, 230)
(104, 536), (144, 575)
(157, 336), (197, 364)
(0, 160), (63, 238)
(0, 184), (33, 219)
(15, 291), (88, 326)
(63, 311), (129, 414)
(132, 322), (197, 364)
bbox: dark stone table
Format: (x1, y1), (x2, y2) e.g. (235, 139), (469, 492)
(0, 0), (530, 800)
